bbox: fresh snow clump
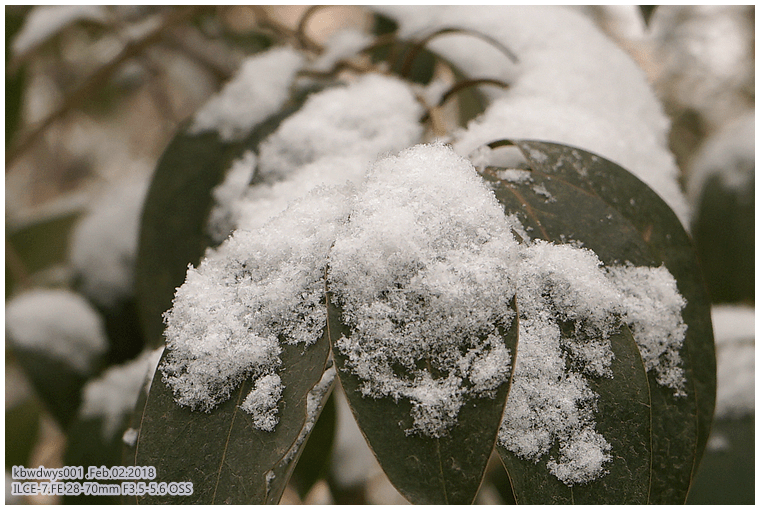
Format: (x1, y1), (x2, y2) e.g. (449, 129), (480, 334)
(206, 150), (257, 243)
(189, 46), (304, 141)
(257, 73), (423, 179)
(161, 185), (352, 427)
(329, 143), (518, 437)
(207, 73), (423, 236)
(240, 373), (283, 432)
(607, 264), (687, 393)
(69, 175), (150, 307)
(79, 347), (163, 440)
(6, 288), (108, 374)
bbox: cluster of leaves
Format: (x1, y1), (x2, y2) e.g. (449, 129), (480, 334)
(5, 6), (729, 506)
(127, 10), (716, 505)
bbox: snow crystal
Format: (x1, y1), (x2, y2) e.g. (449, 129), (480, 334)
(69, 175), (150, 307)
(607, 264), (687, 393)
(189, 46), (304, 141)
(329, 143), (518, 437)
(495, 168), (533, 184)
(161, 184), (352, 425)
(374, 6), (689, 227)
(6, 288), (108, 374)
(547, 428), (612, 486)
(12, 5), (107, 57)
(79, 347), (163, 440)
(712, 305), (754, 418)
(532, 183), (556, 203)
(240, 373), (283, 432)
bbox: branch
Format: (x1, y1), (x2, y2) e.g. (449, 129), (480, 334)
(6, 6), (206, 169)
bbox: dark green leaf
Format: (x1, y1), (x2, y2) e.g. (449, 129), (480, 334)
(5, 8), (26, 145)
(512, 139), (715, 499)
(686, 415), (755, 505)
(328, 294), (518, 504)
(96, 297), (146, 366)
(133, 331), (331, 504)
(692, 173), (754, 303)
(64, 413), (127, 504)
(6, 210), (80, 296)
(9, 348), (88, 429)
(497, 324), (651, 504)
(5, 398), (41, 469)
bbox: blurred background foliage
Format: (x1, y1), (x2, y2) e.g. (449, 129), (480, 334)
(4, 5), (754, 504)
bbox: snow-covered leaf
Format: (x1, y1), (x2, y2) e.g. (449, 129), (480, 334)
(135, 104), (304, 348)
(330, 295), (518, 504)
(498, 324), (651, 504)
(483, 139), (715, 503)
(134, 333), (331, 504)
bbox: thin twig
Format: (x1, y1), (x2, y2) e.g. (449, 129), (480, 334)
(398, 27), (519, 78)
(420, 78), (511, 123)
(295, 5), (328, 50)
(6, 6), (204, 169)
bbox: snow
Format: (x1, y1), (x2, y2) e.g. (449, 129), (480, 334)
(650, 6), (754, 130)
(69, 175), (150, 307)
(712, 305), (754, 419)
(189, 46), (305, 141)
(161, 184), (352, 425)
(6, 288), (108, 374)
(240, 373), (283, 432)
(79, 347), (163, 440)
(256, 73), (423, 179)
(206, 150), (257, 244)
(122, 427), (138, 447)
(12, 5), (108, 57)
(207, 73), (423, 236)
(373, 5), (690, 227)
(329, 143), (518, 437)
